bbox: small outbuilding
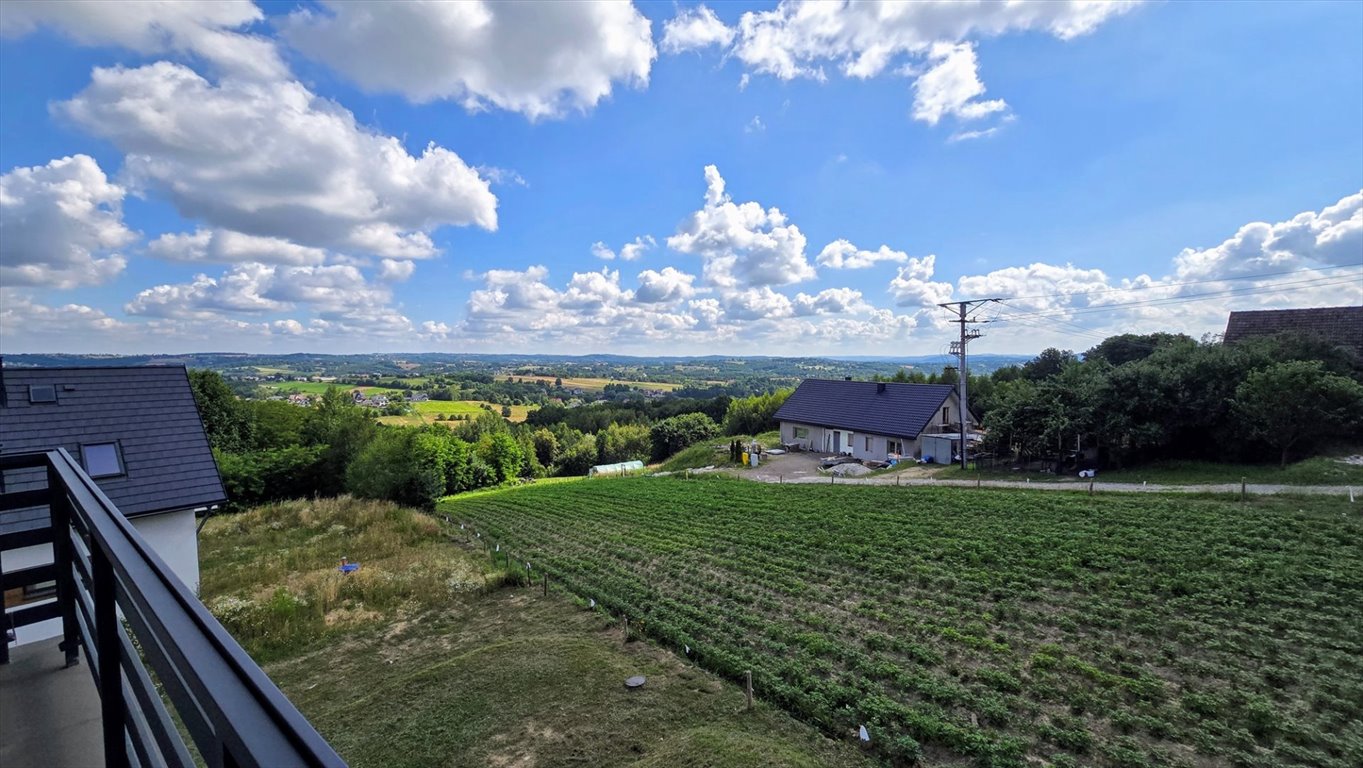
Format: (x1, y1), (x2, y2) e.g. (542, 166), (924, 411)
(774, 379), (980, 464)
(588, 460), (645, 477)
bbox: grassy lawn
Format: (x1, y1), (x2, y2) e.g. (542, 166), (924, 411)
(444, 477), (1363, 768)
(378, 401), (538, 427)
(199, 497), (865, 768)
(414, 399), (536, 422)
(655, 432), (781, 473)
(935, 453), (1363, 486)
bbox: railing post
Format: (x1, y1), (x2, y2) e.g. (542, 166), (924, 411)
(93, 545), (130, 768)
(47, 464), (81, 667)
(0, 544), (9, 665)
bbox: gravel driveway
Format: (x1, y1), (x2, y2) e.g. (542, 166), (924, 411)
(712, 451), (1359, 498)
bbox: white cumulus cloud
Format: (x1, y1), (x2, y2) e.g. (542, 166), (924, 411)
(0, 0), (285, 80)
(635, 267), (697, 304)
(661, 5), (736, 53)
(889, 254), (954, 307)
(662, 1), (1138, 131)
(912, 43), (1007, 125)
(0, 155), (134, 289)
(57, 62), (498, 261)
(1174, 191), (1363, 280)
(668, 165), (817, 288)
(816, 239), (910, 269)
(283, 0), (656, 120)
(148, 228), (328, 266)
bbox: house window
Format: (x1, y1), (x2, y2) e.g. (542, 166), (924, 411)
(887, 439), (904, 455)
(864, 436), (872, 451)
(792, 426), (809, 439)
(941, 406), (950, 425)
(81, 442), (124, 478)
(28, 384), (57, 403)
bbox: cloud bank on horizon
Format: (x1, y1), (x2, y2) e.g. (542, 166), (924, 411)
(1, 0), (1359, 356)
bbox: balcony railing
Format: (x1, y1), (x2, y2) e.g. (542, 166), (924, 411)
(1, 449), (345, 768)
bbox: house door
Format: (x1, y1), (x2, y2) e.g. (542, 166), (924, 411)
(833, 431), (841, 452)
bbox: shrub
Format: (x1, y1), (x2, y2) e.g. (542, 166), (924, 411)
(650, 412), (719, 460)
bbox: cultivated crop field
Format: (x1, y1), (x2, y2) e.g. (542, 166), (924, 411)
(443, 477), (1363, 768)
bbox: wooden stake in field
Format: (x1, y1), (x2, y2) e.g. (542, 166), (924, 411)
(744, 670), (753, 710)
(1088, 480), (1094, 496)
(1241, 477), (1247, 502)
(623, 617), (629, 643)
(543, 572), (548, 596)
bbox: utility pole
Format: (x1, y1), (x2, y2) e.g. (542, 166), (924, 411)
(938, 299), (1001, 470)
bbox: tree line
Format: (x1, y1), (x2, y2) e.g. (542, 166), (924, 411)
(191, 371), (793, 510)
(972, 332), (1362, 468)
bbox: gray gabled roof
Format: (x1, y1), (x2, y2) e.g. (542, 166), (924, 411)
(1224, 306), (1363, 356)
(1, 365), (226, 534)
(774, 379), (956, 439)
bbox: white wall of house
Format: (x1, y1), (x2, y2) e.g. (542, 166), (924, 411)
(3, 508), (199, 647)
(780, 422), (825, 451)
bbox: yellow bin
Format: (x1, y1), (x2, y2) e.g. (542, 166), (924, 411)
(741, 452), (749, 465)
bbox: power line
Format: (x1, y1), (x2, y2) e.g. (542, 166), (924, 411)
(980, 272), (1360, 352)
(937, 298), (1001, 469)
(995, 272), (1362, 322)
(996, 263), (1361, 303)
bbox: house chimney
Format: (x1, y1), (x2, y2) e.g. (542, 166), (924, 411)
(877, 382), (886, 393)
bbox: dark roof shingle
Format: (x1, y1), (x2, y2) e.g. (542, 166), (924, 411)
(1, 366), (226, 533)
(774, 379), (955, 438)
(1224, 306), (1363, 355)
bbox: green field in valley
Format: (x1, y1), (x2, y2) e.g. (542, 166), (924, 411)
(443, 477), (1363, 767)
(268, 381), (407, 396)
(411, 399), (536, 422)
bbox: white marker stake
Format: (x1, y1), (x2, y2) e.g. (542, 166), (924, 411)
(685, 645), (690, 655)
(858, 725), (870, 743)
(589, 598), (596, 608)
(1350, 487), (1355, 503)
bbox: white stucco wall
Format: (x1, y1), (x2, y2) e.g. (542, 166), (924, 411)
(3, 509), (199, 647)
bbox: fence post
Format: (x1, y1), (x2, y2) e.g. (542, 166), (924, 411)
(543, 572), (549, 596)
(623, 617), (629, 643)
(47, 464), (80, 667)
(1241, 477), (1247, 502)
(1088, 480), (1094, 496)
(744, 670), (753, 710)
(93, 546), (130, 768)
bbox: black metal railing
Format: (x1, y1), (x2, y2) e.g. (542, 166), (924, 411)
(1, 449), (345, 768)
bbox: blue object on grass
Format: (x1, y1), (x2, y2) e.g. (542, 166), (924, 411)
(338, 561), (360, 573)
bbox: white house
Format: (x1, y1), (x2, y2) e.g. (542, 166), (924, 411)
(1, 365), (225, 647)
(774, 378), (980, 464)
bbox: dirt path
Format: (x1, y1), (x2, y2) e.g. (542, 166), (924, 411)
(710, 452), (1359, 497)
(749, 474), (1356, 496)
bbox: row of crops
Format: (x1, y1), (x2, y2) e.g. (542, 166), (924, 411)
(441, 476), (1362, 767)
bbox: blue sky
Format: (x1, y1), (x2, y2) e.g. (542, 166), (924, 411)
(1, 0), (1360, 356)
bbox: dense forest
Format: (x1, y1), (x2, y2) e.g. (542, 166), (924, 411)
(192, 330), (1362, 511)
